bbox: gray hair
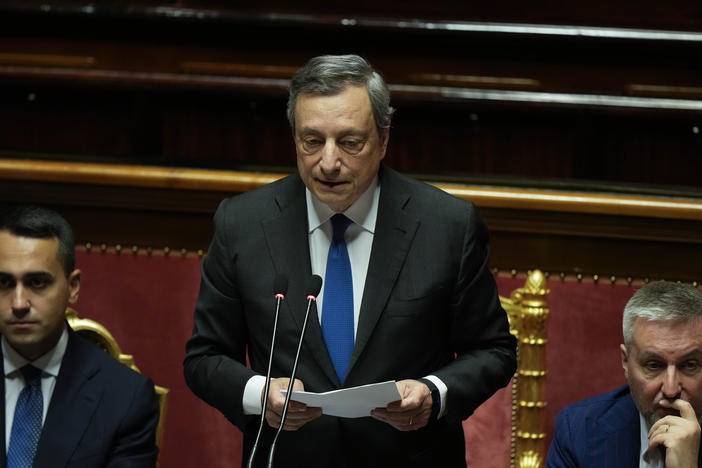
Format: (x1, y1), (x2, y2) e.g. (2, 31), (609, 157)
(286, 54), (395, 139)
(623, 281), (702, 346)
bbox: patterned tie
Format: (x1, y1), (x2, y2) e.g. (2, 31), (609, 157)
(7, 365), (44, 468)
(322, 214), (355, 382)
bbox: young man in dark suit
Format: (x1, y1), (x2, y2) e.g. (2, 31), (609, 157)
(0, 205), (159, 467)
(184, 54), (516, 467)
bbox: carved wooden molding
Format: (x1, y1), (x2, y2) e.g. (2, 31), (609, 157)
(180, 61), (297, 78)
(0, 52), (96, 68)
(2, 64), (702, 110)
(1, 158), (701, 220)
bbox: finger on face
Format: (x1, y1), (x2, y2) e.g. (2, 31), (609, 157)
(669, 398), (698, 421)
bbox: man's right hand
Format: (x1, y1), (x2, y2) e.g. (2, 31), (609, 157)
(263, 378), (322, 431)
(647, 399), (701, 468)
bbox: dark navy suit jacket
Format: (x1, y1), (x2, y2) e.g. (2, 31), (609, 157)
(546, 385), (702, 468)
(1, 327), (159, 468)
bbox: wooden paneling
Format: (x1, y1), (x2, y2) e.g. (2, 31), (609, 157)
(1, 160), (700, 283)
(0, 1), (701, 195)
(0, 1), (701, 284)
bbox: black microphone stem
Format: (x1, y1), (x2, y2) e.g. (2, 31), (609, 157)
(246, 293), (284, 468)
(266, 295), (316, 468)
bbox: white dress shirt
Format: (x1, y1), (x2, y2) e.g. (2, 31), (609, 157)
(3, 327), (68, 451)
(306, 175), (378, 331)
(639, 413), (664, 468)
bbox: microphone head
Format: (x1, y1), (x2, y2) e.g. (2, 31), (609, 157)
(273, 274), (288, 297)
(305, 274), (323, 298)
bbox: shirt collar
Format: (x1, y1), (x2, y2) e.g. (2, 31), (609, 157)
(639, 412), (664, 467)
(306, 175), (380, 234)
(3, 326), (68, 378)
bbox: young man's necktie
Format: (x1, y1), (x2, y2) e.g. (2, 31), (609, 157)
(7, 365), (44, 468)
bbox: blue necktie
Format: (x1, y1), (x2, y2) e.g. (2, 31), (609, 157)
(8, 365), (44, 468)
(322, 214), (354, 382)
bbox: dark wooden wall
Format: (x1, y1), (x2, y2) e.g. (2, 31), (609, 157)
(1, 0), (701, 283)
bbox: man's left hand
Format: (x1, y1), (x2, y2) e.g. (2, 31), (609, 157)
(647, 399), (701, 468)
(370, 379), (433, 431)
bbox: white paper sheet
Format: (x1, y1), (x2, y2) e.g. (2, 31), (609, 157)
(281, 380), (401, 418)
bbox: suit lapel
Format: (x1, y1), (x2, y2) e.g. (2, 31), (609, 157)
(262, 175), (339, 386)
(261, 177), (311, 295)
(589, 391), (640, 468)
(266, 170), (420, 386)
(350, 168), (419, 375)
(33, 330), (102, 468)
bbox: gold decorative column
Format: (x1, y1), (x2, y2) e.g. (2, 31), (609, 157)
(503, 270), (550, 468)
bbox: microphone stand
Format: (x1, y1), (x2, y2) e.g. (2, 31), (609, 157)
(246, 276), (287, 468)
(266, 275), (321, 468)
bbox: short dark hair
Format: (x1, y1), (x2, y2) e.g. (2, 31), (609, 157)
(287, 54), (395, 139)
(0, 205), (76, 276)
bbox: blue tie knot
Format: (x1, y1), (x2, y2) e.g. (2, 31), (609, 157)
(331, 214), (352, 242)
(20, 365), (42, 387)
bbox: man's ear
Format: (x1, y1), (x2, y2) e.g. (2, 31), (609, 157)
(620, 343), (629, 378)
(379, 125), (390, 158)
(67, 269), (81, 304)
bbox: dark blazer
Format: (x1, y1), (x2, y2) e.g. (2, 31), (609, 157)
(184, 166), (517, 468)
(546, 385), (702, 468)
(1, 327), (159, 468)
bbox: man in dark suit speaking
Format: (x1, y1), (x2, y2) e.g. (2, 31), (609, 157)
(184, 54), (516, 467)
(0, 205), (159, 467)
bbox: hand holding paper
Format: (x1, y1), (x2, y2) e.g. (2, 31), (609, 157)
(283, 380), (401, 418)
(267, 378), (322, 430)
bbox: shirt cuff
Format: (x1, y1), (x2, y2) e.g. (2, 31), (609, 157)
(423, 374), (448, 419)
(242, 375), (267, 415)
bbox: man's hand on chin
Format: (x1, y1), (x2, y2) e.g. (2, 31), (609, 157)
(647, 399), (701, 468)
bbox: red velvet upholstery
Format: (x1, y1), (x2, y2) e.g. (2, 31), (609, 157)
(73, 249), (647, 467)
(543, 279), (634, 445)
(74, 249), (242, 468)
(495, 276), (634, 450)
(462, 383), (513, 467)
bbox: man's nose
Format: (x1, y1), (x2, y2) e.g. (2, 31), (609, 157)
(318, 141), (341, 173)
(662, 366), (682, 398)
(11, 285), (30, 311)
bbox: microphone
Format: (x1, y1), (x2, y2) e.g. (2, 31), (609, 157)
(246, 274), (288, 468)
(267, 275), (322, 468)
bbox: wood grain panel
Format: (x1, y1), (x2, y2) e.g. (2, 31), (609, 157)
(0, 52), (95, 68)
(2, 158), (701, 221)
